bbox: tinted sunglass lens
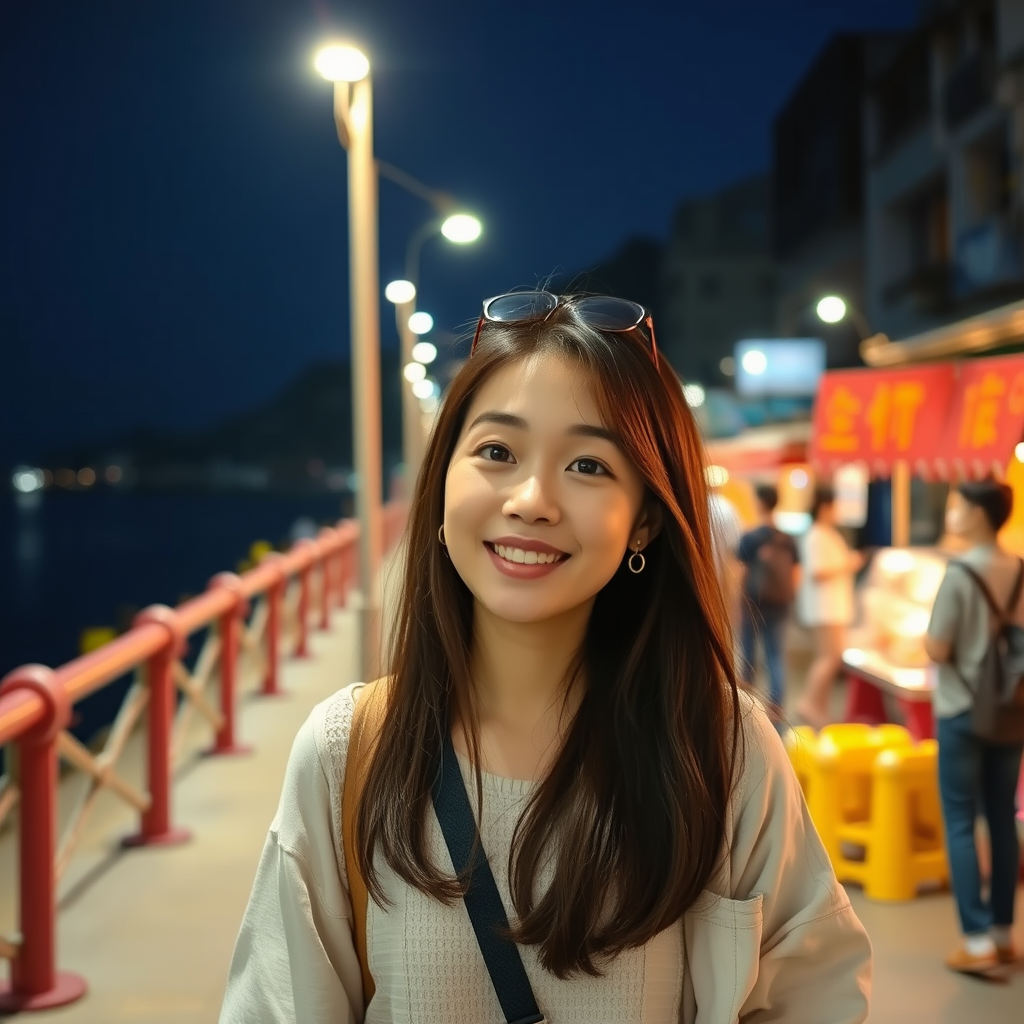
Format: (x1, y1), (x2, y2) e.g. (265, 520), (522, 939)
(484, 291), (559, 323)
(572, 296), (645, 331)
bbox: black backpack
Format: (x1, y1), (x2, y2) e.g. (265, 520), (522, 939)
(744, 529), (795, 607)
(952, 560), (1024, 745)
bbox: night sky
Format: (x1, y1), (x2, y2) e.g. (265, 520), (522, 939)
(1, 0), (921, 467)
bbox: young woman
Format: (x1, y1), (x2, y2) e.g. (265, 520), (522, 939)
(795, 486), (864, 729)
(220, 292), (871, 1023)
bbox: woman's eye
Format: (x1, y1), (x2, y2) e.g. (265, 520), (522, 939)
(569, 458), (607, 476)
(477, 443), (514, 463)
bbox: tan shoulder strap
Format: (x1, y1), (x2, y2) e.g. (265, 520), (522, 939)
(342, 680), (387, 1008)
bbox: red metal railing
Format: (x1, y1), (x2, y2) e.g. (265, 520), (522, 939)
(0, 505), (406, 1011)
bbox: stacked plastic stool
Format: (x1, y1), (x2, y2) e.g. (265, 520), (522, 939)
(784, 723), (949, 901)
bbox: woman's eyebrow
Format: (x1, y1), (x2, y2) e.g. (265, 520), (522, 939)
(467, 412), (621, 446)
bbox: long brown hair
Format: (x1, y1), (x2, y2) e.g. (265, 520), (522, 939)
(355, 303), (742, 978)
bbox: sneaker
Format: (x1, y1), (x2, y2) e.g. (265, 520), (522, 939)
(945, 945), (1001, 976)
(995, 943), (1017, 965)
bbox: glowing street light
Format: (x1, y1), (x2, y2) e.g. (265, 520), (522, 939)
(411, 341), (437, 364)
(741, 349), (768, 375)
(816, 295), (847, 324)
(384, 279), (416, 304)
(412, 378), (435, 400)
(403, 362), (427, 383)
(440, 213), (482, 244)
(683, 383), (706, 408)
(408, 311), (434, 335)
(314, 45), (369, 83)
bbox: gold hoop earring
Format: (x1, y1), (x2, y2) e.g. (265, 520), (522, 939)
(438, 525), (447, 547)
(628, 540), (645, 574)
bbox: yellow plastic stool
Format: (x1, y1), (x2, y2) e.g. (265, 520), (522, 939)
(784, 725), (818, 799)
(804, 725), (913, 871)
(834, 741), (948, 901)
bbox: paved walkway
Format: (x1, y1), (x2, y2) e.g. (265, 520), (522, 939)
(0, 598), (1020, 1021)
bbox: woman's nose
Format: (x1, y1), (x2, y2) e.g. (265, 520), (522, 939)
(503, 472), (561, 524)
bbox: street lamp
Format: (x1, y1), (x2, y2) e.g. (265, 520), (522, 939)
(385, 211), (482, 485)
(316, 42), (383, 680)
(814, 293), (874, 340)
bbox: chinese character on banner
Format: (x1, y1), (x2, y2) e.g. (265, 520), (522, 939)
(866, 381), (926, 452)
(820, 386), (862, 452)
(958, 372), (1006, 450)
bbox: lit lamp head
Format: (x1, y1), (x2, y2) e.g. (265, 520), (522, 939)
(440, 213), (482, 244)
(314, 44), (370, 82)
(385, 279), (416, 305)
(816, 295), (847, 324)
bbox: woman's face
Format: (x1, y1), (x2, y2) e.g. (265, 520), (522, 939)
(443, 352), (653, 626)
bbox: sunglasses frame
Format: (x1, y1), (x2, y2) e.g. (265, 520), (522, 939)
(470, 290), (659, 369)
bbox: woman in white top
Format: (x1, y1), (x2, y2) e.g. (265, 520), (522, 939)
(220, 292), (871, 1023)
(796, 485), (864, 729)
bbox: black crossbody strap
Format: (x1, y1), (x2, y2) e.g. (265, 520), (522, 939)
(431, 734), (545, 1024)
(954, 559), (1024, 628)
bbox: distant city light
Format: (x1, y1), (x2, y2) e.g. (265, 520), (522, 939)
(314, 45), (370, 83)
(384, 279), (416, 305)
(705, 465), (729, 488)
(412, 378), (435, 399)
(683, 383), (706, 408)
(77, 468), (96, 487)
(420, 395), (439, 414)
(789, 468), (810, 489)
(741, 349), (768, 375)
(55, 468), (76, 488)
(403, 361), (427, 383)
(412, 341), (437, 364)
(720, 356), (735, 376)
(408, 311), (434, 335)
(441, 213), (482, 244)
(105, 465), (123, 484)
(816, 295), (847, 324)
(11, 467), (45, 494)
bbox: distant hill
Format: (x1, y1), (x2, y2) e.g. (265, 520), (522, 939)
(40, 351), (405, 493)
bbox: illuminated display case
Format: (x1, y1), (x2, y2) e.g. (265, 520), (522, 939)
(842, 547), (949, 696)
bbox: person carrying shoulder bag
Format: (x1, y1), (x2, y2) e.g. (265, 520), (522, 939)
(925, 478), (1024, 978)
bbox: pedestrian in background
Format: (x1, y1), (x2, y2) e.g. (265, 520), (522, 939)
(737, 483), (799, 719)
(796, 485), (863, 729)
(925, 478), (1024, 976)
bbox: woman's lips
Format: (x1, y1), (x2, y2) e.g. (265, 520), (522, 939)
(484, 541), (569, 580)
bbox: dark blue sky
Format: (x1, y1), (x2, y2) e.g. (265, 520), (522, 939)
(1, 0), (920, 465)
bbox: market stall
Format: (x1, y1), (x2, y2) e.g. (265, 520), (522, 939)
(809, 352), (1024, 739)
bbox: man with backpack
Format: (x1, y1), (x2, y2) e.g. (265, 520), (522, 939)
(925, 478), (1024, 977)
(737, 483), (799, 718)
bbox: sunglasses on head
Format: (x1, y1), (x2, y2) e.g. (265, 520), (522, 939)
(470, 290), (659, 368)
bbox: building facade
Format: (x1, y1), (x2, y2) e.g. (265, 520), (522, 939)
(865, 0), (1024, 341)
(660, 175), (776, 386)
(773, 34), (905, 367)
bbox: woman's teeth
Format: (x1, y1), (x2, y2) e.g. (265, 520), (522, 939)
(494, 544), (561, 565)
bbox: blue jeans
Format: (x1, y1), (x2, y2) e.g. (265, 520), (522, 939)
(740, 608), (786, 711)
(936, 711), (1024, 935)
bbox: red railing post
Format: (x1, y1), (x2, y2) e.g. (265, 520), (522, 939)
(318, 528), (335, 632)
(0, 666), (87, 1011)
(208, 573), (252, 756)
(294, 539), (314, 659)
(123, 606), (192, 848)
(261, 553), (286, 697)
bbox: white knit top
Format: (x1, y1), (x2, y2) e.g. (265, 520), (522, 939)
(220, 684), (873, 1024)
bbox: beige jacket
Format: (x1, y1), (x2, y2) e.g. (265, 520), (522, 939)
(221, 685), (871, 1023)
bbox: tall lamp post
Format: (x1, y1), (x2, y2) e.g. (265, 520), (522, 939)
(386, 212), (482, 486)
(315, 43), (383, 680)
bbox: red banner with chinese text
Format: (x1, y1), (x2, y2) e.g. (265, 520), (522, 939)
(939, 354), (1024, 477)
(810, 365), (957, 476)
